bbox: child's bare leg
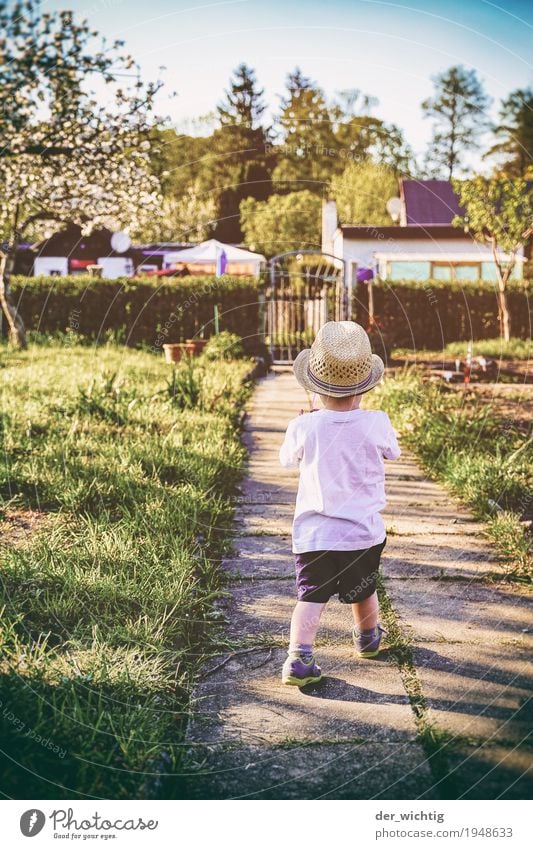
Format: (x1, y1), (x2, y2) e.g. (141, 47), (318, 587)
(351, 591), (379, 632)
(288, 601), (325, 657)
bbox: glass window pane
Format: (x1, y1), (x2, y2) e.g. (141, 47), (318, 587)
(432, 264), (452, 280)
(389, 261), (430, 281)
(484, 261), (522, 280)
(481, 262), (498, 281)
(455, 264), (479, 280)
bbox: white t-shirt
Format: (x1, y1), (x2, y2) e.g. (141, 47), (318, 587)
(279, 408), (401, 553)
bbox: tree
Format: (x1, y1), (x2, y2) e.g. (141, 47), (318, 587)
(422, 66), (490, 178)
(142, 182), (217, 243)
(147, 126), (217, 240)
(0, 1), (162, 347)
(209, 64), (272, 242)
(331, 160), (399, 225)
(217, 62), (267, 128)
(331, 90), (413, 176)
(273, 68), (336, 192)
(240, 190), (321, 256)
(486, 88), (533, 178)
(452, 176), (533, 340)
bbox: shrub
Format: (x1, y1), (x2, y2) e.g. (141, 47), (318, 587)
(10, 274), (262, 351)
(203, 331), (245, 361)
(356, 279), (531, 349)
(9, 273), (531, 353)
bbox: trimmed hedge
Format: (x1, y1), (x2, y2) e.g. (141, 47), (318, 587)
(7, 274), (531, 352)
(10, 275), (263, 351)
(355, 279), (531, 349)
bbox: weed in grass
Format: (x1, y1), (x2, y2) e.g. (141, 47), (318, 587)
(75, 370), (140, 425)
(166, 358), (201, 410)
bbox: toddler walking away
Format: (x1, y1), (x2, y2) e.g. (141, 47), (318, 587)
(279, 321), (401, 686)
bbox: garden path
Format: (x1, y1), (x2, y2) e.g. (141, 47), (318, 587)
(185, 369), (532, 799)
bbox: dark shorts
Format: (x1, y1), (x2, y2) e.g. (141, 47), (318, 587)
(294, 539), (386, 604)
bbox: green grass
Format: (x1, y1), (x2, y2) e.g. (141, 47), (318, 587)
(367, 369), (532, 581)
(393, 337), (531, 361)
(0, 342), (253, 798)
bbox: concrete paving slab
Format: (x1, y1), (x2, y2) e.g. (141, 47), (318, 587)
(238, 502), (295, 520)
(383, 515), (480, 536)
(384, 578), (533, 646)
(222, 536), (294, 579)
(413, 643), (533, 743)
(236, 513), (293, 536)
(383, 534), (507, 579)
(237, 478), (296, 504)
(220, 577), (358, 643)
(188, 647), (418, 746)
(438, 742), (533, 800)
(183, 741), (437, 800)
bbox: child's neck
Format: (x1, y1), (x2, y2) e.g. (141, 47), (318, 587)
(321, 394), (361, 412)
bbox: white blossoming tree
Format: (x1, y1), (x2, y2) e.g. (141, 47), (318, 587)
(0, 1), (164, 347)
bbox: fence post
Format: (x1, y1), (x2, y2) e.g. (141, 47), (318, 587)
(257, 285), (266, 352)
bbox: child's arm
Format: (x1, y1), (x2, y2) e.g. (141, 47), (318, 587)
(279, 419), (303, 468)
(381, 413), (401, 460)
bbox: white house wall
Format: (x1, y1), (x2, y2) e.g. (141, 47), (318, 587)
(339, 236), (502, 269)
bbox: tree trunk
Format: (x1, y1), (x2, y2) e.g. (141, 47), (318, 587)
(492, 239), (512, 343)
(0, 252), (27, 349)
(497, 281), (511, 342)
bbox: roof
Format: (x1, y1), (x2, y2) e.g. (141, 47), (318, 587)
(400, 179), (464, 225)
(33, 224), (115, 256)
(164, 238), (266, 263)
(340, 225), (472, 240)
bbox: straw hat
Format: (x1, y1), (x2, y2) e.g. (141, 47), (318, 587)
(293, 321), (384, 398)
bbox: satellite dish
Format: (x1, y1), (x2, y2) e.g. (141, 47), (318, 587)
(110, 231), (131, 253)
(386, 197), (402, 222)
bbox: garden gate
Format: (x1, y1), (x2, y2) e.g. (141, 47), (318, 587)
(265, 251), (348, 363)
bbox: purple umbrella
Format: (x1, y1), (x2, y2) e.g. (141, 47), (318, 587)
(356, 266), (374, 283)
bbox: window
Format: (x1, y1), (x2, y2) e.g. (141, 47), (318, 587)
(481, 261), (522, 281)
(454, 264), (480, 280)
(432, 263), (452, 280)
(431, 262), (480, 280)
(388, 261), (431, 281)
(481, 262), (498, 281)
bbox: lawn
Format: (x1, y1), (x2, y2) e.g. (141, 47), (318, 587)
(367, 368), (532, 581)
(392, 336), (531, 361)
(0, 342), (252, 798)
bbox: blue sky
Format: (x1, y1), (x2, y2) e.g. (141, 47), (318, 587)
(43, 0), (533, 166)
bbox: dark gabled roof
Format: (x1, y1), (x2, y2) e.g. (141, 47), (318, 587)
(400, 179), (464, 225)
(33, 224), (115, 257)
(340, 225), (472, 240)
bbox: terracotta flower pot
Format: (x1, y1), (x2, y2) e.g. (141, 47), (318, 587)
(185, 339), (207, 356)
(163, 343), (188, 364)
